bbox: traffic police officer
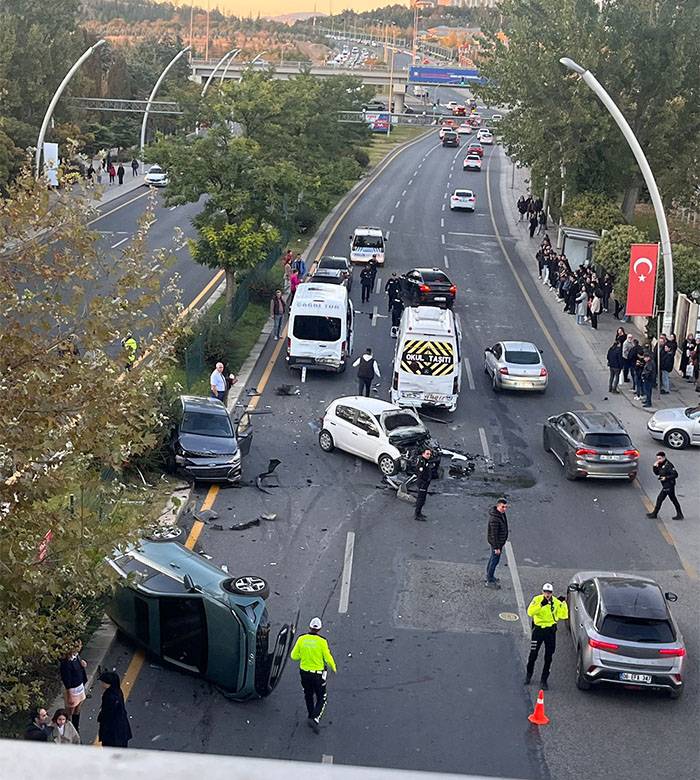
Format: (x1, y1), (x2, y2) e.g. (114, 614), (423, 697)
(524, 583), (568, 689)
(121, 332), (138, 371)
(413, 448), (433, 521)
(290, 617), (337, 733)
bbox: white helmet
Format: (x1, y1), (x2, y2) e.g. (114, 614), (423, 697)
(309, 617), (322, 630)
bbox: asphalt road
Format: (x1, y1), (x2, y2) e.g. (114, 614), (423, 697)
(79, 99), (698, 778)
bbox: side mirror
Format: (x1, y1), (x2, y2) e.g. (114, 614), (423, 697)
(664, 591), (678, 602)
(183, 574), (196, 593)
(567, 583), (580, 593)
(538, 348), (543, 354)
(349, 235), (353, 240)
(384, 234), (389, 241)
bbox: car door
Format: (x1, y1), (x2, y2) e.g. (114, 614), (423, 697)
(402, 271), (420, 304)
(485, 342), (501, 376)
(573, 580), (598, 650)
(328, 404), (357, 452)
(689, 408), (700, 444)
(549, 414), (572, 459)
(234, 411), (253, 458)
(352, 410), (383, 462)
(262, 610), (299, 696)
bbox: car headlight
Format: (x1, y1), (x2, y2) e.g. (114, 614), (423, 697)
(175, 455), (187, 465)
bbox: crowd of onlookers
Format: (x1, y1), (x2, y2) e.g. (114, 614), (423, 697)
(517, 194), (548, 238)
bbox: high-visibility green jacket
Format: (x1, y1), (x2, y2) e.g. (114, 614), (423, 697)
(123, 337), (138, 364)
(290, 633), (337, 673)
(527, 595), (569, 628)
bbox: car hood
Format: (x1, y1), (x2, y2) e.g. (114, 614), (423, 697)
(649, 408), (690, 425)
(177, 432), (237, 457)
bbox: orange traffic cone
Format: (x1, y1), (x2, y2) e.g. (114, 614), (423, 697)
(528, 689), (550, 725)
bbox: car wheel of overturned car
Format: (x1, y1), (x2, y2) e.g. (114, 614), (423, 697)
(664, 429), (689, 450)
(147, 525), (184, 542)
(225, 575), (270, 600)
(378, 453), (398, 476)
(319, 430), (334, 452)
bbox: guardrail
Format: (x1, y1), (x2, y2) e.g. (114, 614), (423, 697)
(338, 111), (439, 127)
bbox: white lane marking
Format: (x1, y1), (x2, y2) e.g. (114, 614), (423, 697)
(418, 163), (422, 169)
(448, 231), (498, 237)
(505, 541), (529, 637)
(478, 427), (491, 459)
(442, 203), (445, 212)
(402, 189), (407, 197)
(338, 531), (356, 614)
(301, 366), (307, 383)
(413, 171), (419, 177)
(88, 190), (149, 225)
(374, 276), (382, 295)
(386, 230), (391, 239)
(441, 234), (445, 245)
(169, 205), (177, 211)
(389, 214), (395, 224)
(440, 217), (444, 228)
(371, 304), (378, 326)
(448, 173), (452, 180)
(111, 236), (129, 249)
(450, 246), (486, 255)
(408, 179), (414, 186)
(463, 358), (475, 390)
(443, 254), (449, 269)
(322, 755), (334, 764)
(395, 200), (401, 209)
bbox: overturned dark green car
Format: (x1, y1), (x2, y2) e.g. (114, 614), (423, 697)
(107, 539), (296, 699)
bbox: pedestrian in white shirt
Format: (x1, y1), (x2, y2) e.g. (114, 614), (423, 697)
(353, 348), (381, 397)
(210, 362), (227, 402)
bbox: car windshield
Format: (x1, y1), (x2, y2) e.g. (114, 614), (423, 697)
(600, 615), (675, 643)
(382, 411), (423, 432)
(455, 191), (472, 198)
(148, 166), (163, 173)
(421, 271), (450, 283)
(685, 406), (700, 418)
(319, 258), (347, 270)
(467, 156), (480, 161)
(504, 349), (540, 365)
(181, 410), (233, 438)
(293, 315), (341, 341)
(353, 235), (383, 249)
(583, 433), (633, 448)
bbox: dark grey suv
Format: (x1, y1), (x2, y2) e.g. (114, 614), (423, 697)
(543, 410), (639, 481)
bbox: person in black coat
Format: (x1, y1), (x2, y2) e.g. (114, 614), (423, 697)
(360, 266), (373, 304)
(647, 452), (683, 520)
(413, 448), (433, 522)
(606, 340), (624, 393)
(98, 671), (132, 748)
(485, 499), (509, 588)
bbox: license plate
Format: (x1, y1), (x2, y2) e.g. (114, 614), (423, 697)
(600, 455), (625, 461)
(434, 296), (446, 301)
(425, 394), (449, 403)
(619, 672), (652, 684)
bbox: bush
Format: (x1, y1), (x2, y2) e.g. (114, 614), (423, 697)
(294, 203), (317, 234)
(593, 224), (649, 301)
(248, 265), (284, 304)
(656, 242), (700, 308)
(563, 192), (625, 233)
(353, 146), (370, 168)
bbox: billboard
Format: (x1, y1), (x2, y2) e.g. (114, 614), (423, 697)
(366, 111), (391, 133)
(408, 66), (484, 86)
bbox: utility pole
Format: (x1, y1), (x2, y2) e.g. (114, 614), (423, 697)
(205, 0), (210, 60)
(412, 4), (419, 66)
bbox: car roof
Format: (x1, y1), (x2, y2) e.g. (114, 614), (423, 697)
(402, 305), (456, 335)
(294, 283), (348, 303)
(570, 410), (626, 433)
(331, 396), (398, 416)
(596, 577), (669, 621)
(353, 226), (383, 236)
(318, 255), (349, 265)
(501, 341), (539, 352)
(312, 268), (343, 277)
(181, 395), (228, 414)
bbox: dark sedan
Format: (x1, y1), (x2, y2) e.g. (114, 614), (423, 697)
(315, 255), (353, 291)
(169, 396), (252, 483)
(400, 268), (456, 309)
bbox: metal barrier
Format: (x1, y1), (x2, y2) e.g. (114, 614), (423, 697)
(338, 111), (438, 126)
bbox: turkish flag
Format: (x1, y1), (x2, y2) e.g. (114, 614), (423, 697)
(626, 243), (659, 317)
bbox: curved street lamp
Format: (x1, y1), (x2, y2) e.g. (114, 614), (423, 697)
(202, 48), (240, 96)
(35, 39), (106, 179)
(219, 48), (242, 84)
(559, 57), (674, 333)
(140, 45), (191, 159)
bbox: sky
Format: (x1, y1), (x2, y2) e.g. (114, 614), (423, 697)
(220, 1), (408, 18)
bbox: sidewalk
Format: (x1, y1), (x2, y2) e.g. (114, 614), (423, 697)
(497, 150), (699, 579)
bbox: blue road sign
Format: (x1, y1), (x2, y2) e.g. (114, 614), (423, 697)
(408, 66), (485, 86)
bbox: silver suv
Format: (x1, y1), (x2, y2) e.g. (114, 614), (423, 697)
(543, 410), (639, 481)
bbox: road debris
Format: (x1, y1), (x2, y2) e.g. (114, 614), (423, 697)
(275, 384), (300, 396)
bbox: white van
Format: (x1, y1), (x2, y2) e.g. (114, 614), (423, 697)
(391, 306), (462, 412)
(350, 226), (386, 265)
(286, 283), (354, 373)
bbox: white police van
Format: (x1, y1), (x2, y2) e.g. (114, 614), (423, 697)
(349, 226), (386, 265)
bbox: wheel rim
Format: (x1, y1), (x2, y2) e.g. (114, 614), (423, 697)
(234, 576), (266, 594)
(379, 457), (394, 475)
(320, 432), (332, 450)
(151, 526), (182, 540)
(667, 431), (685, 448)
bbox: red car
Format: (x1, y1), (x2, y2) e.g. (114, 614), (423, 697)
(467, 142), (484, 158)
(452, 105), (467, 116)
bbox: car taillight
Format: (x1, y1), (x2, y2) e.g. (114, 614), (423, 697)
(589, 638), (619, 651)
(659, 647), (686, 657)
(449, 285), (457, 295)
(419, 284), (430, 293)
(286, 337), (291, 353)
(341, 340), (346, 356)
(498, 367), (509, 375)
(623, 449), (640, 458)
(575, 448), (598, 456)
(539, 367), (548, 376)
(392, 371), (398, 390)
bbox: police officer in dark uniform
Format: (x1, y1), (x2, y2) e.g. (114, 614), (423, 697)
(367, 254), (378, 290)
(360, 266), (373, 304)
(390, 293), (404, 338)
(413, 448), (433, 521)
(647, 451), (684, 519)
(384, 272), (402, 312)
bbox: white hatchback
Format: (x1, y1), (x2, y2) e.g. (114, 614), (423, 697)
(450, 189), (476, 211)
(144, 164), (168, 187)
(319, 397), (430, 476)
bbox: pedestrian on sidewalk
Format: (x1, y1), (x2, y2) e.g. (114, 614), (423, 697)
(59, 641), (87, 733)
(537, 209), (548, 234)
(96, 167), (103, 185)
(528, 213), (538, 238)
(647, 452), (684, 520)
(524, 583), (568, 690)
(614, 326), (627, 346)
(97, 671), (132, 748)
(413, 448), (434, 521)
(353, 347), (380, 397)
(384, 272), (401, 312)
(667, 333), (678, 357)
(290, 617), (337, 734)
(660, 344), (674, 394)
(641, 352), (656, 407)
(270, 290), (286, 340)
(86, 163), (95, 182)
(131, 158), (139, 177)
(632, 346), (646, 399)
(210, 361), (227, 402)
(108, 163), (116, 184)
(117, 163), (125, 185)
(601, 273), (613, 312)
(575, 289), (588, 325)
(590, 288), (602, 329)
(606, 339), (623, 393)
(292, 252), (306, 278)
(485, 498), (508, 588)
(49, 709), (81, 745)
(289, 269), (300, 304)
(621, 334), (636, 382)
(24, 707), (51, 741)
(360, 266), (373, 304)
(679, 333), (694, 380)
(517, 195), (527, 222)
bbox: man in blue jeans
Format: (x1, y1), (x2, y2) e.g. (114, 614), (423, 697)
(485, 498), (509, 589)
(641, 353), (656, 407)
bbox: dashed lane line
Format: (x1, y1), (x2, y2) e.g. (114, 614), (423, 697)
(463, 357), (475, 390)
(371, 304), (378, 326)
(408, 179), (414, 186)
(374, 275), (382, 295)
(87, 190), (149, 225)
(440, 217), (444, 228)
(478, 427), (491, 459)
(389, 214), (395, 224)
(395, 200), (401, 209)
(441, 234), (445, 245)
(402, 189), (407, 197)
(110, 236), (129, 249)
(442, 204), (446, 212)
(443, 254), (449, 269)
(338, 531), (356, 614)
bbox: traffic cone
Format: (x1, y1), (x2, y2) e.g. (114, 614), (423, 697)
(528, 689), (550, 725)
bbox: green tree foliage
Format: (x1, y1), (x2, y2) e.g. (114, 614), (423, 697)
(656, 244), (700, 307)
(477, 0), (700, 215)
(0, 167), (177, 713)
(593, 224), (649, 301)
(562, 192), (625, 234)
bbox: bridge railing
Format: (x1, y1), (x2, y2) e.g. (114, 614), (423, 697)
(338, 111), (438, 127)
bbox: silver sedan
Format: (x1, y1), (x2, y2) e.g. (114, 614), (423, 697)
(647, 405), (700, 449)
(483, 340), (548, 392)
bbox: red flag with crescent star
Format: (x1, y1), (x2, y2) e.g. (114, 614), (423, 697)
(626, 243), (659, 317)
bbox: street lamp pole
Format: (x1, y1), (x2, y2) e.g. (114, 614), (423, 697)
(202, 48), (239, 96)
(140, 46), (191, 159)
(35, 39), (106, 179)
(219, 48), (241, 84)
(559, 57), (674, 333)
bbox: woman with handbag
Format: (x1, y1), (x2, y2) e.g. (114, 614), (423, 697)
(59, 641), (88, 733)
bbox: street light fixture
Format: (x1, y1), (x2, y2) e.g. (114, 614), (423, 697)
(201, 48), (240, 96)
(559, 56), (674, 333)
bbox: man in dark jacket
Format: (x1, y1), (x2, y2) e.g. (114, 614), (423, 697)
(24, 707), (50, 741)
(647, 452), (683, 519)
(660, 343), (675, 394)
(360, 266), (373, 304)
(641, 353), (656, 407)
(384, 272), (401, 312)
(606, 340), (624, 393)
(413, 448), (433, 521)
(352, 348), (380, 397)
(485, 498), (509, 588)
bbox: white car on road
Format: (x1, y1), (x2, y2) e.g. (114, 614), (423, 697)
(446, 100), (459, 111)
(647, 405), (700, 449)
(450, 189), (476, 211)
(463, 154), (482, 172)
(457, 123), (472, 135)
(480, 132), (494, 145)
(144, 164), (168, 187)
(319, 397), (431, 476)
(476, 128), (491, 140)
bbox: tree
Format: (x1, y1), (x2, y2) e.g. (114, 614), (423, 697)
(0, 166), (177, 714)
(655, 243), (700, 309)
(593, 224), (649, 302)
(562, 192), (625, 234)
